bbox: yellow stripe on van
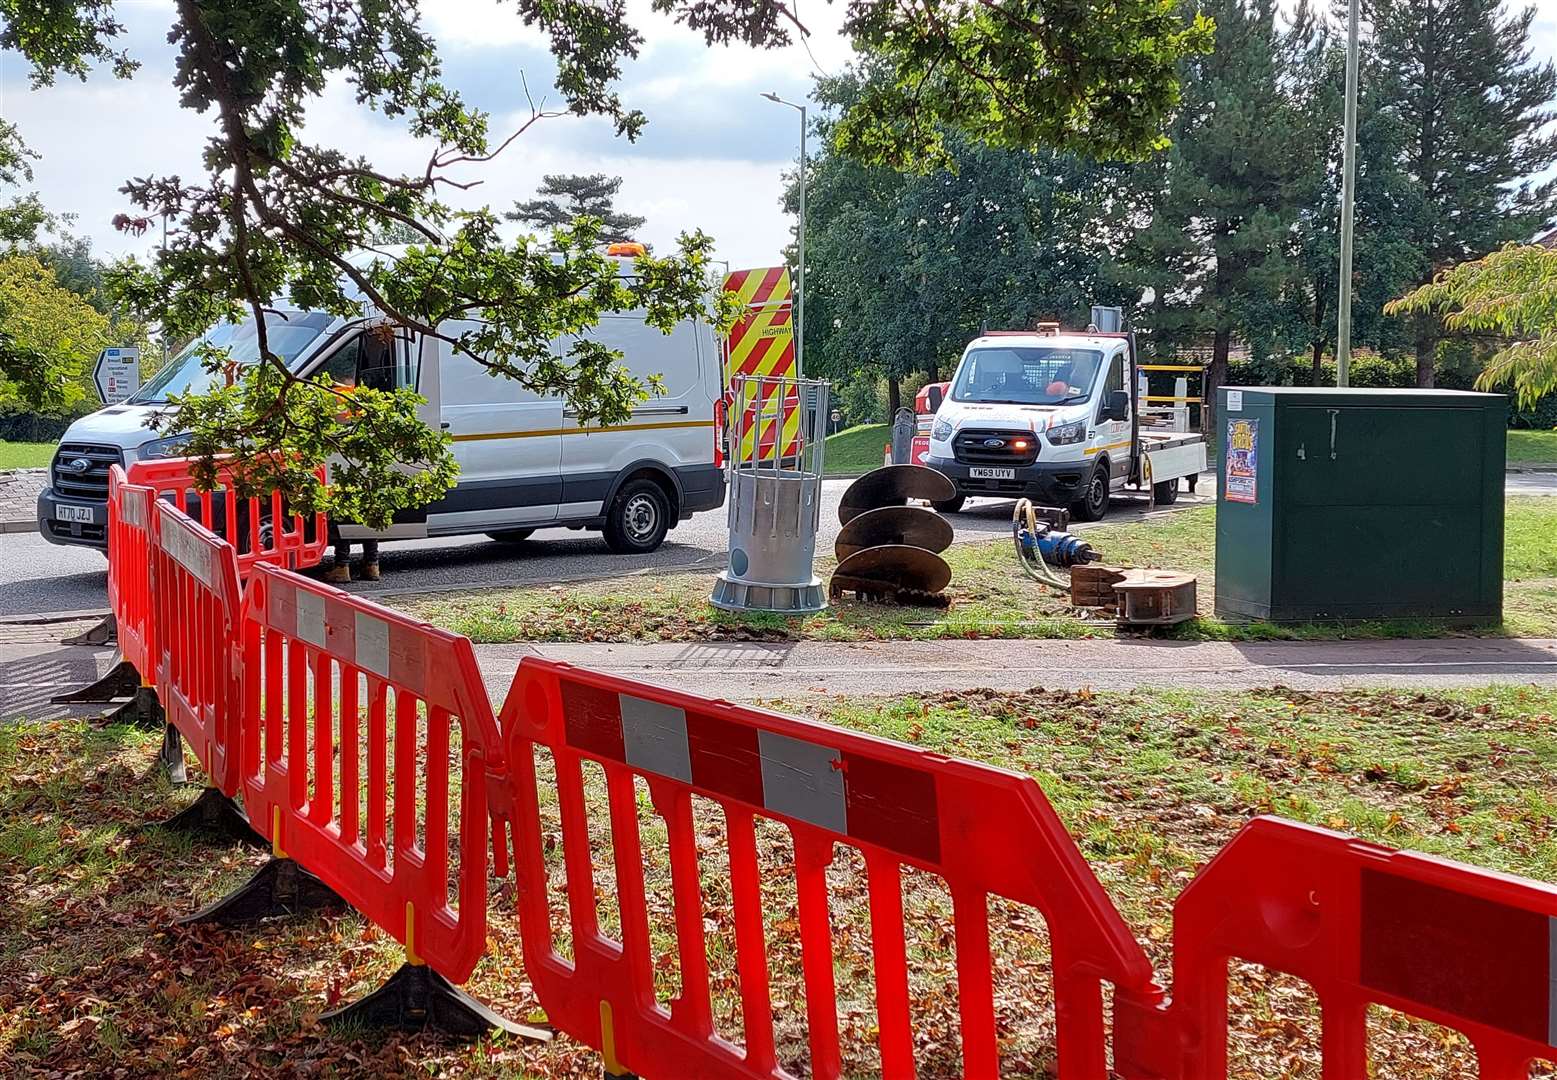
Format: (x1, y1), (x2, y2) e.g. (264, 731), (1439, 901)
(449, 419), (714, 442)
(1083, 439), (1134, 456)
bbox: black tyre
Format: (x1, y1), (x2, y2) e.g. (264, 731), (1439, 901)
(603, 479), (671, 554)
(929, 493), (966, 514)
(1071, 464), (1111, 522)
(1153, 478), (1180, 504)
(486, 528), (536, 544)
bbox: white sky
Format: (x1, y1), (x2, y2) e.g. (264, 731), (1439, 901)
(1, 0), (1554, 270)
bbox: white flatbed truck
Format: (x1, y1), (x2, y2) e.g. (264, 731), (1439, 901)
(923, 325), (1207, 520)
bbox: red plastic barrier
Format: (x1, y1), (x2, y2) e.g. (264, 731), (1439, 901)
(498, 659), (1160, 1080)
(238, 564), (508, 981)
(106, 465), (158, 679)
(149, 496), (245, 794)
(1119, 816), (1557, 1080)
(126, 457), (328, 575)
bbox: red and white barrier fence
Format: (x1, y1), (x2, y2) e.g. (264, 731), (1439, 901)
(238, 564), (508, 982)
(150, 496), (245, 795)
(126, 456), (328, 577)
(500, 658), (1161, 1080)
(1117, 816), (1557, 1080)
(98, 471), (1557, 1074)
(106, 465), (157, 679)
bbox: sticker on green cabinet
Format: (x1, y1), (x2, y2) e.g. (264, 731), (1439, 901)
(1225, 418), (1258, 504)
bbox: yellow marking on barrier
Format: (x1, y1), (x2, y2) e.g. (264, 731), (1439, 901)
(1084, 439), (1135, 456)
(1139, 364), (1207, 372)
(271, 805), (286, 859)
(405, 901), (424, 966)
(599, 1000), (625, 1074)
(141, 672), (154, 688)
(450, 420), (713, 443)
(1143, 395), (1204, 403)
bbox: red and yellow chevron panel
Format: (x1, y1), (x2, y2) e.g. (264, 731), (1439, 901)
(723, 266), (800, 461)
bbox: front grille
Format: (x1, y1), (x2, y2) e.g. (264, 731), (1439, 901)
(952, 428), (1040, 466)
(51, 442), (122, 502)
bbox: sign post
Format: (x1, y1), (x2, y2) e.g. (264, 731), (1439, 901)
(93, 347), (141, 405)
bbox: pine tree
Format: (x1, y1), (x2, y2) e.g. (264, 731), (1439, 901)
(507, 174), (647, 243)
(1368, 0), (1557, 385)
(1125, 0), (1312, 431)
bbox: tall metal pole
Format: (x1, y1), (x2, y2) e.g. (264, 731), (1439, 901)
(763, 92), (808, 378)
(1336, 0), (1361, 388)
(797, 104), (806, 379)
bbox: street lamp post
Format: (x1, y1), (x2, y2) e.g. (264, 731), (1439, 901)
(762, 92), (806, 378)
(1336, 0), (1360, 387)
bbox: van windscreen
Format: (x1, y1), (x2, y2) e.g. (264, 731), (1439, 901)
(950, 346), (1104, 406)
(130, 311), (334, 403)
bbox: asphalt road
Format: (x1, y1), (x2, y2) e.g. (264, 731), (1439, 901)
(5, 471), (1554, 620)
(0, 477), (1216, 618)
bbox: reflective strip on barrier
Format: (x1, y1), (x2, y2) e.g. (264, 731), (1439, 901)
(239, 564), (507, 982)
(107, 466), (157, 679)
(1121, 816), (1557, 1079)
(499, 658), (1158, 1080)
(126, 457), (329, 575)
(150, 498), (244, 794)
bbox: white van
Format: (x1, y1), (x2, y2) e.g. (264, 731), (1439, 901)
(38, 255), (726, 555)
(925, 327), (1206, 520)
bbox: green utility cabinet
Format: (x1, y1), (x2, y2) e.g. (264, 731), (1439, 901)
(1213, 387), (1506, 624)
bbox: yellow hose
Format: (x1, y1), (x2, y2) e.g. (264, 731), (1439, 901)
(1012, 498), (1069, 591)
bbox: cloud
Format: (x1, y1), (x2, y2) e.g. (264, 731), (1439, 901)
(1, 0), (832, 269)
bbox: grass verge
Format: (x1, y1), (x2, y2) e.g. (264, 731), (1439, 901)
(7, 686), (1557, 1078)
(0, 440), (54, 470)
(409, 497), (1557, 643)
(823, 423), (888, 475)
(1508, 428), (1557, 465)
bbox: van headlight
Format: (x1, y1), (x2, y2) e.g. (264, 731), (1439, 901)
(931, 417), (953, 442)
(138, 435), (191, 460)
(1047, 420), (1087, 445)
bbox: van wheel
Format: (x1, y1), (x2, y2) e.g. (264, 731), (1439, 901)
(1153, 478), (1180, 504)
(929, 493), (966, 514)
(486, 529), (535, 544)
(1072, 464), (1111, 522)
(604, 480), (670, 554)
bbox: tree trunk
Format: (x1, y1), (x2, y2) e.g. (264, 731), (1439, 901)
(1310, 340), (1323, 386)
(926, 359), (939, 384)
(887, 376), (901, 419)
(1414, 316), (1436, 387)
(1205, 329), (1230, 441)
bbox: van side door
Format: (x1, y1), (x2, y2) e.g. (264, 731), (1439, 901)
(429, 324), (562, 533)
(1096, 347), (1132, 479)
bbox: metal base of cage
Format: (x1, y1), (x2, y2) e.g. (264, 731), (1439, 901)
(709, 573), (827, 615)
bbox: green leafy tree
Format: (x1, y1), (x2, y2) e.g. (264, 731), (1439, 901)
(1368, 0), (1557, 386)
(1124, 0), (1314, 430)
(798, 71), (1146, 415)
(1, 0), (1211, 526)
(0, 252), (113, 411)
(508, 174), (646, 244)
(1387, 243), (1557, 407)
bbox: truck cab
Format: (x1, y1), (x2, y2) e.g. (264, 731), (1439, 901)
(925, 327), (1204, 520)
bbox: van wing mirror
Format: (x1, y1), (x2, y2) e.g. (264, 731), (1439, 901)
(1106, 389), (1130, 421)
